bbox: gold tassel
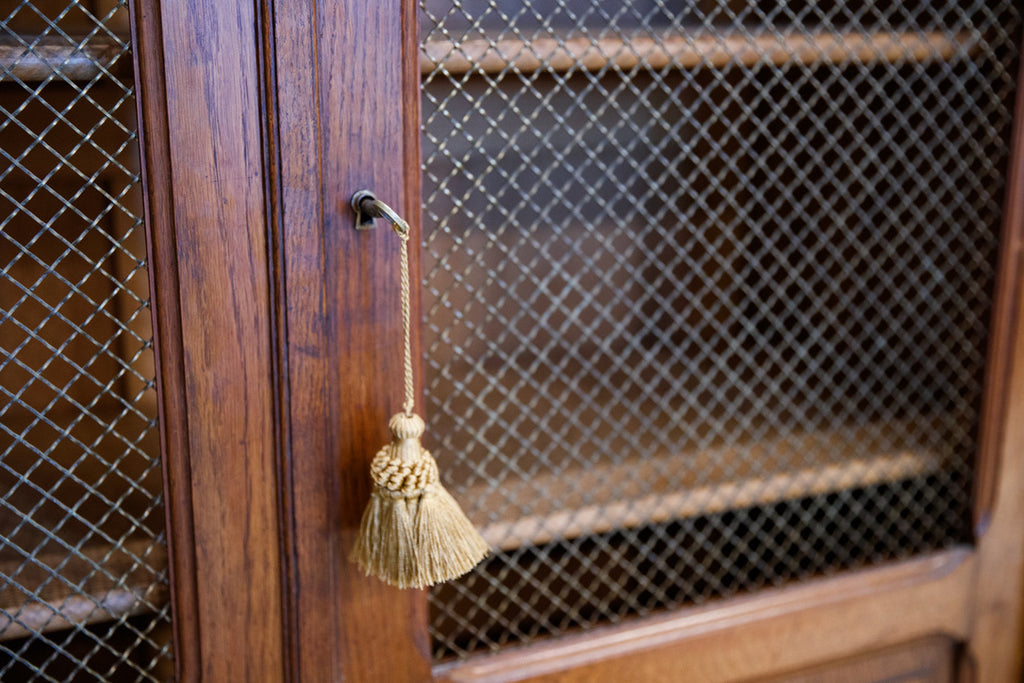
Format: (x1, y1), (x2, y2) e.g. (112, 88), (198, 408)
(352, 413), (488, 588)
(349, 191), (488, 588)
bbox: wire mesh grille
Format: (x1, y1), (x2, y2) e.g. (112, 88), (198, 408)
(420, 0), (1022, 659)
(1, 1), (170, 679)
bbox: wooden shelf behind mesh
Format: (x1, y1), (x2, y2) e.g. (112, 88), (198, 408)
(0, 35), (128, 82)
(466, 417), (945, 550)
(422, 29), (973, 76)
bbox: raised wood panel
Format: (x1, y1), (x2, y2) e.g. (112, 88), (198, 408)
(767, 636), (955, 683)
(435, 549), (973, 683)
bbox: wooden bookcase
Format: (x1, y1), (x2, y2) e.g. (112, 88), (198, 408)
(139, 0), (1024, 679)
(4, 0), (1023, 680)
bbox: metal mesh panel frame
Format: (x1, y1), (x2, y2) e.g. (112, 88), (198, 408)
(1, 1), (171, 680)
(420, 0), (1022, 661)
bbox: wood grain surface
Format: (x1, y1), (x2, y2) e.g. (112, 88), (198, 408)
(765, 636), (955, 683)
(268, 0), (431, 680)
(133, 1), (286, 679)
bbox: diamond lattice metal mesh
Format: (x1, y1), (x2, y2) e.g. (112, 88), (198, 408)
(1, 1), (170, 680)
(420, 0), (1022, 659)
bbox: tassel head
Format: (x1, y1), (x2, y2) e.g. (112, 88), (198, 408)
(351, 412), (488, 588)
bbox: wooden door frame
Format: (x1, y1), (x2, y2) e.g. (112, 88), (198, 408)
(263, 0), (431, 680)
(132, 1), (288, 680)
(134, 0), (428, 680)
(132, 0), (1024, 679)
